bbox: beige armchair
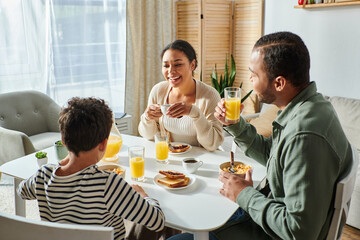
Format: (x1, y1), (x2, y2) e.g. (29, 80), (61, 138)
(0, 91), (61, 165)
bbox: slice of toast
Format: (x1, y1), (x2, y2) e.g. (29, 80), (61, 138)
(176, 177), (190, 187)
(157, 176), (190, 188)
(159, 170), (185, 179)
(169, 144), (190, 153)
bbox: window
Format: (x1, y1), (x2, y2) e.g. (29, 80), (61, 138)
(0, 0), (126, 113)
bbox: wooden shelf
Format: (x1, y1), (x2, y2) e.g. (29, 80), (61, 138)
(294, 1), (360, 9)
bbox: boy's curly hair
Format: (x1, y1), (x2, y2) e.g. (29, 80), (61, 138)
(59, 97), (113, 156)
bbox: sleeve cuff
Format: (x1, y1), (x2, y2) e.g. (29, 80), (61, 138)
(189, 105), (201, 119)
(144, 196), (160, 206)
(224, 117), (247, 136)
(236, 186), (258, 212)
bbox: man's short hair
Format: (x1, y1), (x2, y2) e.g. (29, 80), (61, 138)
(254, 31), (310, 88)
(59, 97), (113, 156)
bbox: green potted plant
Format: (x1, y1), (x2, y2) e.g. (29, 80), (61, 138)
(35, 151), (47, 159)
(210, 54), (253, 101)
(55, 140), (68, 161)
(35, 151), (48, 166)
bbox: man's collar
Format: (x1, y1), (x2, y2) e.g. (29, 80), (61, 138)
(273, 82), (317, 128)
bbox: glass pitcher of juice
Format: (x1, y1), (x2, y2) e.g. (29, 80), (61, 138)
(102, 124), (123, 163)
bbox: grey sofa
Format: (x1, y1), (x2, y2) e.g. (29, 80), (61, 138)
(328, 96), (360, 229)
(0, 91), (61, 165)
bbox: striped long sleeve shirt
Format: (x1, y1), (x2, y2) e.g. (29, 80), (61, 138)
(17, 164), (165, 240)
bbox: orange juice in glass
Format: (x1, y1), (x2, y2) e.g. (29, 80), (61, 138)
(129, 146), (145, 181)
(224, 87), (241, 124)
(155, 133), (169, 164)
(103, 134), (123, 162)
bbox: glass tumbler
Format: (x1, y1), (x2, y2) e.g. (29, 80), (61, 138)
(128, 146), (145, 182)
(224, 87), (241, 124)
(155, 133), (169, 164)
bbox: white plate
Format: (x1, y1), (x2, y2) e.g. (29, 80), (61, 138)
(168, 142), (192, 155)
(153, 174), (196, 190)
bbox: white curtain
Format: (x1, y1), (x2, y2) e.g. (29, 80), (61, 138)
(0, 0), (126, 113)
(0, 1), (47, 91)
(125, 0), (173, 135)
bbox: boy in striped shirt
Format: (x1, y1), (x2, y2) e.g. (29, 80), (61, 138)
(18, 97), (165, 240)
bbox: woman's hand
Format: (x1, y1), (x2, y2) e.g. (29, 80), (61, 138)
(132, 184), (149, 198)
(145, 104), (162, 120)
(165, 102), (192, 118)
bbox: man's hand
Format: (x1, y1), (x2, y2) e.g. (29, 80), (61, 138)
(218, 169), (253, 202)
(214, 99), (244, 126)
(214, 99), (228, 125)
(145, 104), (162, 120)
(132, 184), (149, 198)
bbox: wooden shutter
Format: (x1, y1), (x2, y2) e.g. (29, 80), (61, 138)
(233, 0), (264, 115)
(175, 0), (202, 80)
(174, 0), (264, 114)
(202, 0), (233, 86)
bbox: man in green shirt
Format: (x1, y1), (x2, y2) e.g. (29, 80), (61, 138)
(213, 31), (352, 239)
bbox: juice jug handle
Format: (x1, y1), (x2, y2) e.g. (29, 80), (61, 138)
(111, 114), (122, 137)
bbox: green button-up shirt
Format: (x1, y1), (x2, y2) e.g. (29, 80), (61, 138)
(225, 82), (352, 239)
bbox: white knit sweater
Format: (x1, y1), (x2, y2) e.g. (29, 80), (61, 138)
(138, 80), (224, 151)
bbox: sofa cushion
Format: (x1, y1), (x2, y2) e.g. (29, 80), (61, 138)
(29, 132), (61, 152)
(329, 96), (360, 150)
(248, 105), (279, 138)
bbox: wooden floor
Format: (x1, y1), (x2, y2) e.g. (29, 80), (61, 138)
(341, 225), (360, 240)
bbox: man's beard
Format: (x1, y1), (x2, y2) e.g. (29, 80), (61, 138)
(257, 86), (276, 104)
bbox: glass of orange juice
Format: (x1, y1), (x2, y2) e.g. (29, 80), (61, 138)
(155, 133), (169, 164)
(129, 146), (145, 182)
(103, 133), (123, 163)
(224, 87), (241, 124)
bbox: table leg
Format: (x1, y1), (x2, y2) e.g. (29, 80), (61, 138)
(14, 178), (26, 217)
(193, 231), (209, 240)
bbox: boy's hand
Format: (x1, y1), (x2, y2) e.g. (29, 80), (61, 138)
(132, 184), (149, 198)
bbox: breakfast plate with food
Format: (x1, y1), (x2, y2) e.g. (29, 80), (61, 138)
(153, 170), (196, 190)
(97, 163), (126, 178)
(168, 142), (192, 155)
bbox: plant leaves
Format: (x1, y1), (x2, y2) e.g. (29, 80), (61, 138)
(209, 54), (253, 102)
(229, 55), (236, 86)
(220, 75), (224, 91)
(241, 90), (253, 103)
(211, 65), (220, 92)
(220, 89), (224, 98)
(224, 55), (229, 87)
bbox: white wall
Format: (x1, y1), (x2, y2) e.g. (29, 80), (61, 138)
(264, 0), (360, 99)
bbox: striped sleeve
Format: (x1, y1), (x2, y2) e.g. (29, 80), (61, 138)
(17, 168), (44, 200)
(104, 174), (165, 232)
